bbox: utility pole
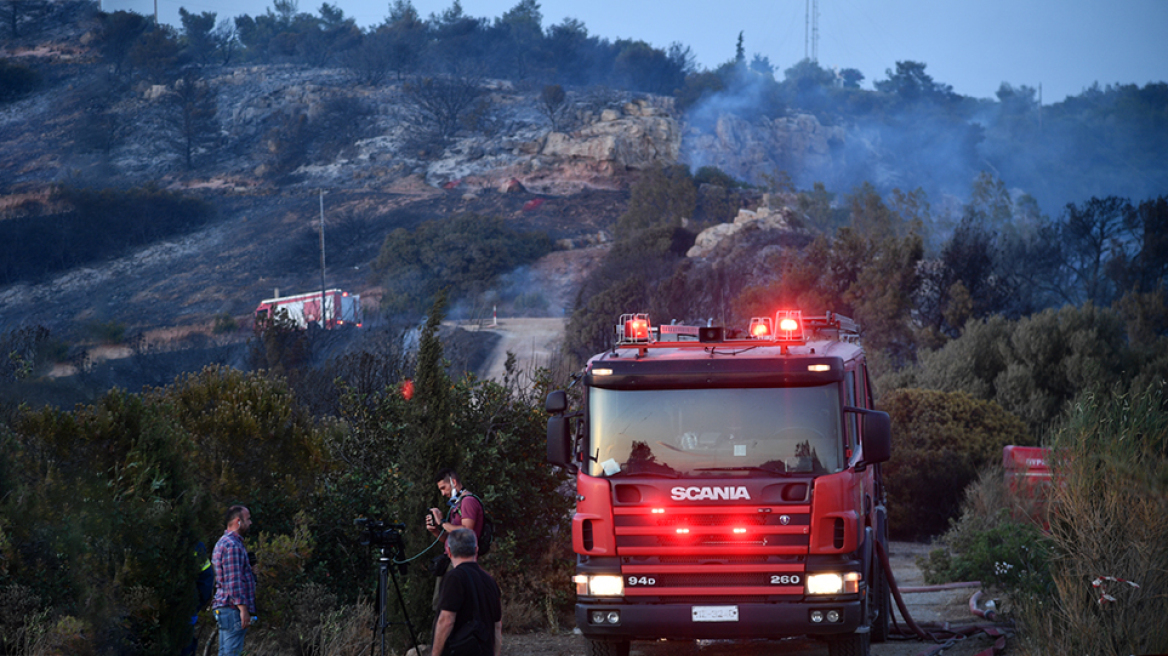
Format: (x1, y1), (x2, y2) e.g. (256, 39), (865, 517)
(319, 190), (327, 328)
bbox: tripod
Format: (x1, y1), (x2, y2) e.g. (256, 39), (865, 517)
(371, 546), (420, 656)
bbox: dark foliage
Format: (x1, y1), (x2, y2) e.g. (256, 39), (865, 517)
(0, 186), (215, 285)
(0, 57), (40, 102)
(880, 388), (1033, 538)
(370, 212), (553, 317)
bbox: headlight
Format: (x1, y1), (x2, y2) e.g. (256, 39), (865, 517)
(574, 574), (624, 596)
(806, 572), (861, 595)
(806, 573), (844, 594)
(588, 575), (625, 597)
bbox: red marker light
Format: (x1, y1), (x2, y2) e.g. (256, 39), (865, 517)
(752, 322), (770, 337)
(779, 318), (799, 332)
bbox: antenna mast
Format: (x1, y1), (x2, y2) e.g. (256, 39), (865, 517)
(804, 0), (819, 62)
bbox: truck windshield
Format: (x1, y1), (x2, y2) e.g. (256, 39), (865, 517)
(588, 385), (843, 478)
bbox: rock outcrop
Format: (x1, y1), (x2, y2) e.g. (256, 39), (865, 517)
(687, 194), (808, 258)
(682, 114), (844, 186)
(541, 99), (681, 173)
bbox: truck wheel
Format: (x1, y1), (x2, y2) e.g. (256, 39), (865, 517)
(870, 549), (892, 643)
(587, 639), (630, 656)
(826, 631), (870, 656)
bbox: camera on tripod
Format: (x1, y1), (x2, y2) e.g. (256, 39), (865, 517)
(354, 517), (420, 656)
(355, 518), (406, 550)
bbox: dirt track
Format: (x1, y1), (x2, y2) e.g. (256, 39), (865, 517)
(470, 317), (567, 382)
(500, 542), (1005, 656)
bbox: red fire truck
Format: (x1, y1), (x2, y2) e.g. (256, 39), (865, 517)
(545, 311), (892, 656)
(254, 289), (361, 330)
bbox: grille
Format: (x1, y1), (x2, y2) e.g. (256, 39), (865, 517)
(648, 572), (781, 587)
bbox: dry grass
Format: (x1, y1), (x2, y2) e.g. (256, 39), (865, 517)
(1014, 385), (1168, 656)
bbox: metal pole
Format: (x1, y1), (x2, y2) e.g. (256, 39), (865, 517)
(319, 190), (327, 328)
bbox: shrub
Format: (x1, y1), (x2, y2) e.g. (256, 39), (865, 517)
(880, 388), (1033, 538)
(0, 59), (40, 102)
(919, 467), (1053, 600)
(4, 390), (206, 653)
(0, 186), (215, 285)
(212, 313), (239, 334)
(149, 365), (332, 537)
(1014, 384), (1168, 656)
(87, 319), (127, 344)
(371, 213), (552, 318)
(693, 165), (741, 188)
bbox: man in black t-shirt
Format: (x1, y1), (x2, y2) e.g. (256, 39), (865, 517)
(432, 528), (502, 656)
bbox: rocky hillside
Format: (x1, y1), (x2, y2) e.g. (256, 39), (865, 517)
(0, 5), (842, 345)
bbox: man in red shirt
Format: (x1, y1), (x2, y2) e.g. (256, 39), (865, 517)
(211, 505), (256, 656)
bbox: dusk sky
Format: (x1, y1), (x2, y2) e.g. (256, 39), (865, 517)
(100, 0), (1168, 104)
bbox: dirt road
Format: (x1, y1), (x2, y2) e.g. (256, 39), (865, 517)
(502, 543), (1005, 656)
(471, 317), (567, 382)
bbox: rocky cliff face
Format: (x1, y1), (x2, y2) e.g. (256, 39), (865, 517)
(682, 113), (845, 186)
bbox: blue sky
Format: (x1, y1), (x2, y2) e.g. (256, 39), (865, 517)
(100, 0), (1168, 104)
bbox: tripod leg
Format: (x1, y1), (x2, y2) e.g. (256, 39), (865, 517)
(390, 566), (422, 654)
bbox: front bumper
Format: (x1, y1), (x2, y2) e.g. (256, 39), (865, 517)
(576, 599), (863, 641)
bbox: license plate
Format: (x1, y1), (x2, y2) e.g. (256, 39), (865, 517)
(692, 605), (739, 622)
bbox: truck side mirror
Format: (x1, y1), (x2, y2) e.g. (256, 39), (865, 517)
(545, 390), (567, 414)
(547, 416), (576, 472)
(860, 411), (892, 465)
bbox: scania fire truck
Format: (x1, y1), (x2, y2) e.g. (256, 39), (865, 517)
(545, 311), (892, 656)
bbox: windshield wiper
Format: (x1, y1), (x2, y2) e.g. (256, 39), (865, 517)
(694, 466), (789, 476)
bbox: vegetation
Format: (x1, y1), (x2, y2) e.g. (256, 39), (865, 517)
(370, 212), (553, 318)
(0, 298), (572, 654)
(880, 389), (1033, 538)
(0, 186), (216, 285)
(0, 58), (40, 102)
(921, 385), (1168, 656)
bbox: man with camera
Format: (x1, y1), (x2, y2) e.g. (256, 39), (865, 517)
(432, 528), (502, 656)
(211, 505), (256, 656)
(425, 469), (484, 547)
(424, 469), (485, 647)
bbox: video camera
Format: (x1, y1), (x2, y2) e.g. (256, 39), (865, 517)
(355, 518), (406, 551)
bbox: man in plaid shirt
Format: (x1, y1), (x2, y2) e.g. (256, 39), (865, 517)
(212, 505), (256, 656)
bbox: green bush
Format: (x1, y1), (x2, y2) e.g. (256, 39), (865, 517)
(903, 304), (1140, 433)
(919, 467), (1053, 600)
(3, 390), (206, 653)
(880, 388), (1033, 538)
(693, 165), (742, 189)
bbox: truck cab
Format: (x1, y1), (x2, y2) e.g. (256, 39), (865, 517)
(546, 311), (892, 656)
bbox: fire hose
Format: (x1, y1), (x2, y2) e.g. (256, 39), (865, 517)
(874, 540), (1012, 655)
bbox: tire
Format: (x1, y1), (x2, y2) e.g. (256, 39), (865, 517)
(587, 639), (630, 656)
(826, 631), (870, 656)
(870, 547), (892, 643)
